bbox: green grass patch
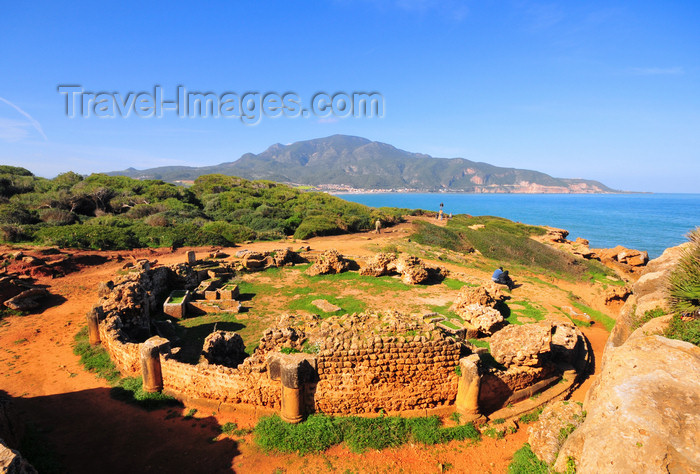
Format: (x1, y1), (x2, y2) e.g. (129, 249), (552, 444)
(507, 300), (546, 325)
(304, 271), (412, 293)
(468, 338), (490, 349)
(168, 290), (187, 304)
(287, 294), (366, 317)
(254, 414), (480, 455)
(664, 313), (700, 346)
(508, 443), (549, 474)
(570, 300), (616, 331)
(442, 278), (477, 290)
(220, 422), (252, 436)
(518, 407), (544, 424)
(73, 326), (180, 410)
(440, 320), (461, 330)
(554, 305), (593, 328)
(73, 327), (122, 385)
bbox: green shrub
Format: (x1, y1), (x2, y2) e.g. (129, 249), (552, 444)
(664, 314), (700, 346)
(668, 227), (700, 317)
(508, 443), (549, 474)
(38, 224), (138, 249)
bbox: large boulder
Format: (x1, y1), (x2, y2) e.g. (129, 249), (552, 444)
(529, 400), (585, 465)
(201, 331), (247, 368)
(490, 323), (552, 367)
(453, 283), (506, 310)
(554, 336), (700, 473)
(3, 288), (50, 312)
(454, 303), (504, 335)
(305, 250), (350, 276)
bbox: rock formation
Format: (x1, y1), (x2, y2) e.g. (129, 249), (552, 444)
(546, 245), (700, 473)
(528, 400), (585, 465)
(305, 249), (351, 276)
(3, 288), (49, 312)
(554, 336), (699, 473)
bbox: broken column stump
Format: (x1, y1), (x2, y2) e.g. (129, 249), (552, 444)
(86, 305), (103, 345)
(140, 336), (171, 393)
(268, 352), (318, 423)
(186, 251), (196, 265)
(455, 354), (482, 420)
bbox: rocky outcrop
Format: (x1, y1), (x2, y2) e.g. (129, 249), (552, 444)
(201, 331), (247, 368)
(528, 400), (585, 465)
(554, 336), (700, 473)
(543, 227), (569, 243)
(305, 250), (350, 276)
(609, 244), (687, 349)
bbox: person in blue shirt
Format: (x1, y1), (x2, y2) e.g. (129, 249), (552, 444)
(492, 267), (513, 288)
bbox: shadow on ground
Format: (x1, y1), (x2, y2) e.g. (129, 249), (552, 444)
(14, 388), (239, 473)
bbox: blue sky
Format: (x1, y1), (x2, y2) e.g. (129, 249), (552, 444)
(1, 0), (698, 192)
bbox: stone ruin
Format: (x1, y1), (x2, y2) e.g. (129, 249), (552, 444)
(359, 252), (448, 284)
(85, 250), (592, 426)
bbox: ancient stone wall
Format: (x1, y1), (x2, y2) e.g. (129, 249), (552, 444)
(312, 337), (461, 414)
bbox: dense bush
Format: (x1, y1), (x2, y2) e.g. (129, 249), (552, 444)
(0, 170), (404, 249)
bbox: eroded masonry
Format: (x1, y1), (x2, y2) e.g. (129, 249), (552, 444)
(86, 249), (591, 423)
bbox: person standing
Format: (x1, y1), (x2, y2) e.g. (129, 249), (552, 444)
(375, 219), (382, 234)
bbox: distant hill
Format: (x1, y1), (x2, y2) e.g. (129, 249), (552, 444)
(108, 135), (617, 193)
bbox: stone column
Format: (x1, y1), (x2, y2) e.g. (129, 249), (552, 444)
(455, 354), (481, 419)
(268, 353), (317, 424)
(186, 251), (196, 265)
(140, 336), (170, 393)
(86, 306), (103, 345)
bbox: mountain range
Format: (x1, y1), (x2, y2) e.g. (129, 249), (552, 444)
(108, 135), (617, 193)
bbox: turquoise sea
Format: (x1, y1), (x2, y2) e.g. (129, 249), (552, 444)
(338, 193), (700, 259)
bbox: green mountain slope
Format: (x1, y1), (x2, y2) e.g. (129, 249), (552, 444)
(108, 135), (617, 193)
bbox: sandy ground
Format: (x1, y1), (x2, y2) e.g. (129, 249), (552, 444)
(0, 218), (612, 473)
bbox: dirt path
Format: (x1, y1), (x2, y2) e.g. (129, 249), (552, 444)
(0, 222), (613, 473)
